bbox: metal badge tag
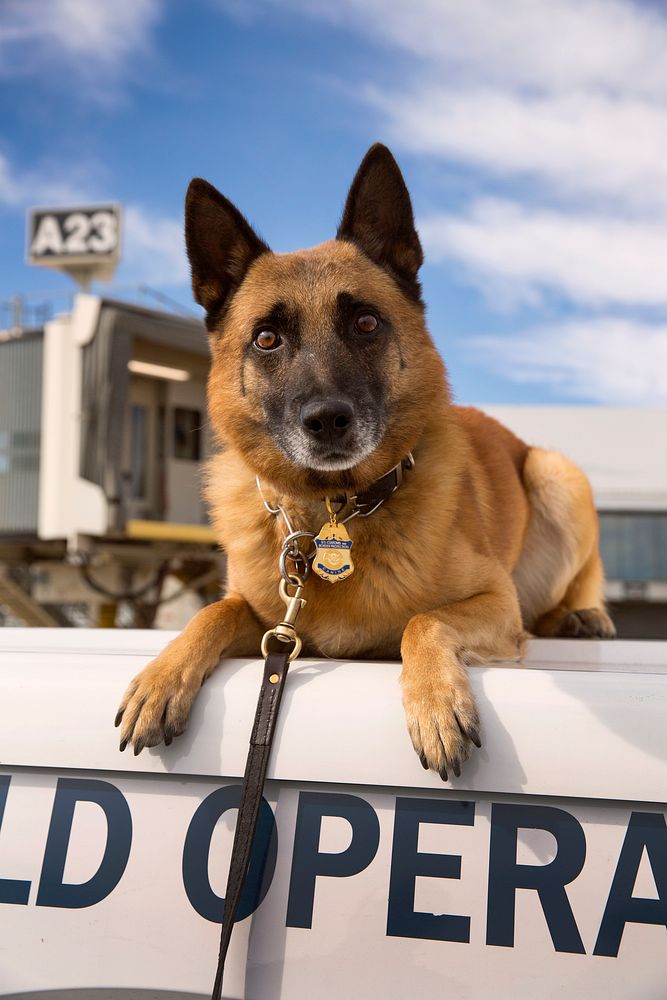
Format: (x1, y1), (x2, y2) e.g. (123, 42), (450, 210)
(313, 519), (354, 583)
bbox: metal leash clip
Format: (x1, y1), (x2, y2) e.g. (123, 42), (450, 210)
(261, 575), (307, 661)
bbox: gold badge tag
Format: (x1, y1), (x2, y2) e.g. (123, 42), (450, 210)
(313, 502), (354, 584)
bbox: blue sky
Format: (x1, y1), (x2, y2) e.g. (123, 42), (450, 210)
(1, 0), (666, 405)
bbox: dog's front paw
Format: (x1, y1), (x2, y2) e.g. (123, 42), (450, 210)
(114, 646), (202, 755)
(401, 654), (481, 781)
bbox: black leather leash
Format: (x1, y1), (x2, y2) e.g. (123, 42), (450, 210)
(211, 455), (416, 995)
(211, 643), (292, 999)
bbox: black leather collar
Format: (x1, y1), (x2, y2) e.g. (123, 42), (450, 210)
(259, 453), (415, 535)
(347, 452), (415, 513)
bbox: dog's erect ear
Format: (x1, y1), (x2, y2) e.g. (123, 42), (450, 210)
(337, 144), (423, 299)
(185, 178), (270, 316)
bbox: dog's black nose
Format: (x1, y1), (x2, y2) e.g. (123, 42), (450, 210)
(300, 398), (355, 441)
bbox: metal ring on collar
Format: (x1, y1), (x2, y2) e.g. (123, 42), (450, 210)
(279, 548), (310, 584)
(282, 529), (317, 559)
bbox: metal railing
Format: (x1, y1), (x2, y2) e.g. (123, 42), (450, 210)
(0, 294), (68, 338)
(0, 285), (197, 338)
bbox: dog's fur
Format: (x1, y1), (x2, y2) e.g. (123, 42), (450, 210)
(116, 144), (615, 778)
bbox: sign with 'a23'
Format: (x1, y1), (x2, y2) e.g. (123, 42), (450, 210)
(27, 204), (121, 264)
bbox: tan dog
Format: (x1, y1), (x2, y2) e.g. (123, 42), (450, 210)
(116, 144), (615, 779)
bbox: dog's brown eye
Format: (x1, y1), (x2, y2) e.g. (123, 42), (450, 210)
(254, 329), (281, 350)
(355, 313), (379, 335)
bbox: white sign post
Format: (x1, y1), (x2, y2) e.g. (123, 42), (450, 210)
(27, 204), (121, 290)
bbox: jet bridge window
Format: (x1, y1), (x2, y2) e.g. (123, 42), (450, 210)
(0, 430), (40, 473)
(173, 407), (202, 461)
(130, 405), (147, 499)
(599, 511), (667, 582)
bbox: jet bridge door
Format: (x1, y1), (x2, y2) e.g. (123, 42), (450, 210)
(122, 374), (165, 522)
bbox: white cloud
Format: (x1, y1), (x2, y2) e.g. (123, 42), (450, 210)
(420, 200), (667, 308)
(0, 154), (25, 206)
(269, 0), (667, 99)
(338, 0), (667, 217)
(0, 0), (160, 98)
(469, 319), (667, 404)
(368, 87), (667, 210)
(0, 152), (98, 208)
(119, 205), (188, 288)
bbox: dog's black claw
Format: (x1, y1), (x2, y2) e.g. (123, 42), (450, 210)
(114, 710), (123, 728)
(452, 758), (461, 778)
(133, 742), (143, 756)
(469, 728), (482, 749)
(119, 738), (128, 752)
(419, 751), (428, 770)
(439, 764), (449, 782)
(164, 736), (172, 747)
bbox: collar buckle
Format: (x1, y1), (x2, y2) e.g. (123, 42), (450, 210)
(345, 451), (414, 521)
